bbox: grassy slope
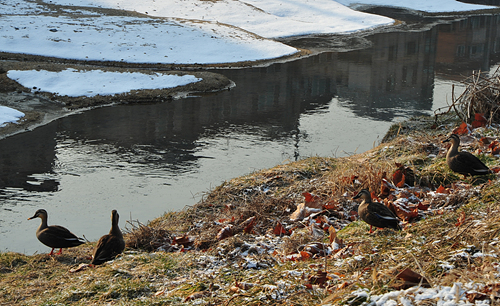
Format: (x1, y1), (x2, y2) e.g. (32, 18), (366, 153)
(1, 115), (500, 305)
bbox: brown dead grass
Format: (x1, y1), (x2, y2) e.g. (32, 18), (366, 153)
(435, 66), (500, 125)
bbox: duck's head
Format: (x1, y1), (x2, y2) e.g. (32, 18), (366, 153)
(111, 210), (119, 223)
(353, 189), (371, 202)
(28, 209), (48, 220)
(442, 134), (460, 145)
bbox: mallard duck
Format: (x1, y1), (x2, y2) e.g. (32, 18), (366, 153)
(91, 210), (125, 265)
(28, 209), (85, 255)
(442, 134), (492, 176)
(353, 189), (401, 233)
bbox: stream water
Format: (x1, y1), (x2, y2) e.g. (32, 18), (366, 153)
(2, 13), (500, 254)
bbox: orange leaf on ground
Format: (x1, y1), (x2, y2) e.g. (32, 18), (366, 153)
(323, 200), (337, 210)
(328, 226), (336, 244)
(480, 137), (491, 145)
(307, 271), (328, 287)
(491, 166), (500, 173)
(300, 251), (312, 260)
(173, 235), (193, 248)
(349, 210), (358, 221)
(241, 216), (256, 234)
(389, 202), (419, 221)
(303, 192), (320, 203)
(453, 122), (470, 135)
(436, 185), (449, 194)
(273, 221), (290, 236)
(489, 140), (500, 155)
(393, 268), (430, 290)
(417, 201), (430, 210)
(392, 169), (405, 188)
(455, 211), (472, 227)
(471, 113), (487, 128)
(216, 225), (234, 240)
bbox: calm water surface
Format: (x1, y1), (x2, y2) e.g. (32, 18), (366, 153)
(2, 14), (500, 254)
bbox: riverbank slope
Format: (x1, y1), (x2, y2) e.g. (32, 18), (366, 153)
(1, 112), (500, 305)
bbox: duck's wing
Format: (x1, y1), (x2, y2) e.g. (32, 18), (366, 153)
(454, 152), (490, 173)
(38, 225), (84, 248)
(91, 235), (125, 265)
(369, 203), (398, 219)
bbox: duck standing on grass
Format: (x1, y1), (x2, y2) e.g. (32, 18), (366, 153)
(353, 189), (401, 233)
(28, 209), (85, 255)
(91, 210), (125, 265)
(442, 134), (492, 176)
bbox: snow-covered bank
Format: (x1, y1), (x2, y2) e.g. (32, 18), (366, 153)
(0, 106), (24, 127)
(0, 15), (298, 65)
(337, 0), (495, 13)
(42, 0), (395, 38)
(7, 69), (202, 97)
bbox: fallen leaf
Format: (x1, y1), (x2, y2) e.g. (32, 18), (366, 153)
(173, 235), (193, 248)
(290, 203), (307, 221)
(273, 221), (290, 236)
(393, 268), (430, 289)
(323, 200), (337, 210)
(241, 216), (256, 234)
(388, 201), (419, 221)
(489, 140), (500, 155)
(301, 243), (329, 257)
(69, 263), (89, 273)
(417, 201), (430, 210)
(184, 291), (210, 302)
(471, 113), (487, 128)
(302, 192), (322, 209)
(453, 122), (470, 135)
(349, 210), (358, 221)
(235, 281), (256, 290)
(392, 169), (405, 188)
(309, 223), (325, 239)
(300, 251), (312, 260)
(455, 211), (472, 227)
(328, 226), (336, 244)
(216, 225), (234, 240)
(307, 271), (328, 287)
(436, 185), (449, 194)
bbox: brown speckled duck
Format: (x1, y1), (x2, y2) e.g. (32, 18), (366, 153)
(91, 210), (125, 265)
(28, 209), (85, 255)
(353, 189), (401, 233)
(442, 134), (492, 176)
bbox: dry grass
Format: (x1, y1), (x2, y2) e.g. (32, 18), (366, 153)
(435, 66), (500, 126)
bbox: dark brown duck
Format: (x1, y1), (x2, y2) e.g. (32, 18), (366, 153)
(353, 189), (401, 233)
(442, 134), (492, 176)
(28, 209), (85, 255)
(91, 210), (125, 265)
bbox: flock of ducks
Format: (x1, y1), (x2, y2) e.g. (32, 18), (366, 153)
(27, 133), (495, 253)
(28, 209), (125, 265)
(353, 133), (493, 233)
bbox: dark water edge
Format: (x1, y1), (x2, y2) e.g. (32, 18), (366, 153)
(2, 12), (500, 254)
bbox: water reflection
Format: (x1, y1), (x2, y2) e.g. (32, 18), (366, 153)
(2, 13), (500, 253)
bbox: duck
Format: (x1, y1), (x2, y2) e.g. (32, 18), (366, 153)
(353, 189), (401, 233)
(91, 210), (125, 265)
(442, 134), (492, 176)
(28, 209), (85, 255)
